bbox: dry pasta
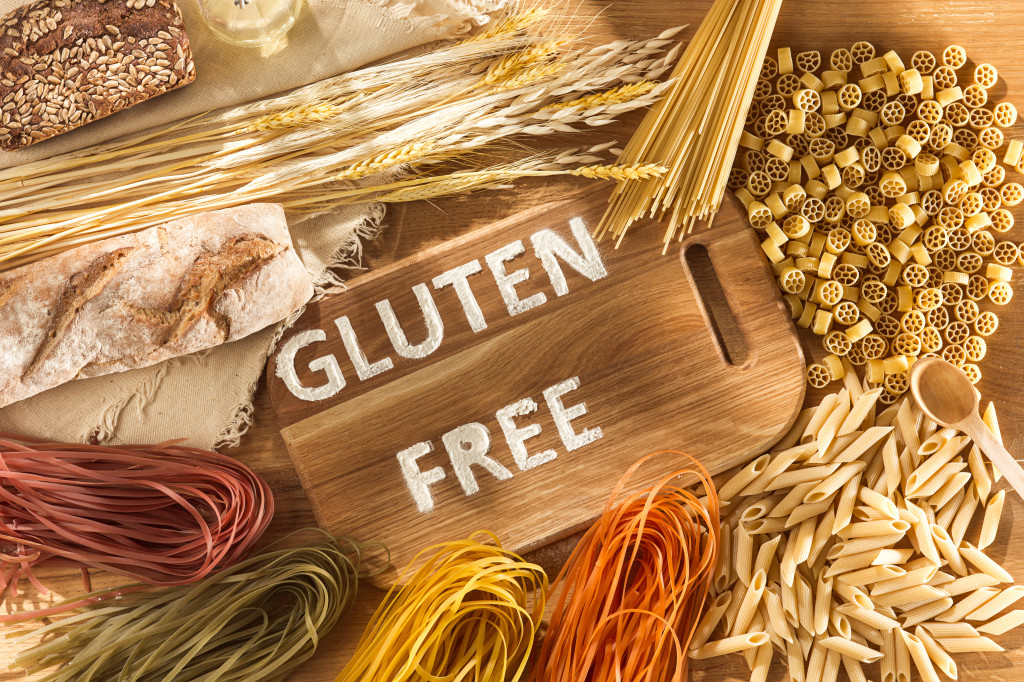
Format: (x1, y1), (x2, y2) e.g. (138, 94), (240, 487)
(694, 387), (1022, 681)
(597, 0), (785, 248)
(731, 42), (1021, 397)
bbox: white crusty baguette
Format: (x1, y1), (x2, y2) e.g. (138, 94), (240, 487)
(0, 203), (313, 409)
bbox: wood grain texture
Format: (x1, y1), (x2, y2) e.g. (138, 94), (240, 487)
(4, 0), (1024, 680)
(268, 188), (804, 585)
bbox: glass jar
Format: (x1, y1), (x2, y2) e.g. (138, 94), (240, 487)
(197, 0), (303, 48)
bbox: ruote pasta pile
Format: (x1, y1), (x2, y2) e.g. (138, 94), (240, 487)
(730, 42), (1021, 403)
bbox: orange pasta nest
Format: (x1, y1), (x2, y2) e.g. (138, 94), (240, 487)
(531, 451), (720, 682)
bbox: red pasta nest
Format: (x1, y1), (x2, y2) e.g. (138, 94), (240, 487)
(0, 432), (274, 602)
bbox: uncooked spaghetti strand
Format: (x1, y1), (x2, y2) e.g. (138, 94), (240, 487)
(0, 431), (273, 604)
(598, 0), (783, 248)
(9, 532), (364, 682)
(336, 532), (547, 682)
(532, 451), (720, 682)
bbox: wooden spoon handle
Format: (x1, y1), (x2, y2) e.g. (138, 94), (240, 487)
(965, 413), (1024, 502)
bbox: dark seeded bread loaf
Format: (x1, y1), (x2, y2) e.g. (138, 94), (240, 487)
(0, 0), (195, 150)
(0, 204), (313, 409)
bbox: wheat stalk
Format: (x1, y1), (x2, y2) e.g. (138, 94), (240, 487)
(0, 19), (686, 272)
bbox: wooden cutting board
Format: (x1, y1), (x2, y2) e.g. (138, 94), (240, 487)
(267, 186), (805, 582)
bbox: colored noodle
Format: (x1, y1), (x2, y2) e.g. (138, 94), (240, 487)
(336, 532), (547, 682)
(531, 451), (720, 682)
(10, 533), (364, 681)
(0, 431), (273, 602)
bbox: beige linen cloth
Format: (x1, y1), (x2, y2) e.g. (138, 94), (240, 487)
(0, 0), (508, 447)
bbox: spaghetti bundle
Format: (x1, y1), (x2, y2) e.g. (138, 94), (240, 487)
(10, 534), (362, 681)
(0, 432), (273, 601)
(597, 0), (784, 248)
(336, 533), (547, 682)
(531, 451), (721, 682)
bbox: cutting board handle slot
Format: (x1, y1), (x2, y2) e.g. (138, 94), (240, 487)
(683, 243), (749, 367)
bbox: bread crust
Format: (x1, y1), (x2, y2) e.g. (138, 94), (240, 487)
(0, 203), (313, 409)
(0, 0), (195, 150)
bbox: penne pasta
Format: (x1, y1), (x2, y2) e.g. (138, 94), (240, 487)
(920, 622), (980, 638)
(806, 461), (867, 503)
(835, 534), (908, 556)
(943, 572), (1000, 598)
(832, 472), (863, 533)
(913, 626), (958, 679)
(873, 585), (946, 609)
(977, 609), (1024, 636)
(689, 632), (771, 659)
(968, 445), (992, 503)
(733, 569), (768, 636)
(814, 574), (834, 635)
(737, 526), (755, 585)
(894, 627), (912, 682)
(965, 584), (1024, 622)
(931, 525), (968, 576)
(690, 591), (733, 649)
(840, 387), (884, 436)
(860, 486), (899, 518)
(751, 638), (773, 682)
(934, 636), (1004, 653)
(720, 454), (771, 501)
(882, 436), (902, 496)
(959, 542), (1014, 583)
(880, 628), (896, 682)
(764, 585), (794, 643)
(937, 587), (1000, 623)
(871, 565), (940, 596)
(839, 519), (911, 540)
(901, 630), (940, 682)
(841, 654), (869, 682)
(926, 472), (971, 512)
(830, 426), (894, 464)
(901, 597), (953, 629)
(949, 486), (979, 547)
(834, 581), (875, 610)
(767, 464), (842, 491)
(820, 635), (883, 662)
(978, 490), (1005, 550)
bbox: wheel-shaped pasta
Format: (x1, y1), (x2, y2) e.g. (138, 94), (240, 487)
(961, 363), (982, 384)
(893, 333), (922, 357)
(850, 41), (876, 64)
(988, 281), (1013, 305)
(809, 138), (836, 164)
(861, 279), (888, 304)
(920, 326), (943, 353)
(926, 306), (949, 329)
(945, 321), (970, 344)
(860, 333), (888, 359)
(920, 190), (944, 215)
(993, 102), (1018, 127)
(833, 299), (861, 324)
(929, 122), (954, 149)
(851, 219), (878, 246)
(753, 78), (773, 101)
(963, 83), (988, 108)
(727, 167), (750, 191)
(1001, 183), (1024, 206)
(763, 109), (789, 136)
(746, 171), (773, 198)
(955, 299), (980, 324)
(815, 279), (844, 306)
(966, 274), (990, 301)
(794, 89), (821, 112)
(963, 335), (987, 362)
(987, 208), (1011, 232)
(901, 309), (926, 334)
(866, 242), (892, 269)
(823, 196), (847, 223)
(826, 228), (852, 253)
(959, 191), (984, 217)
(934, 248), (958, 271)
(796, 50), (821, 73)
(957, 251), (983, 273)
(884, 371), (909, 395)
(901, 263), (930, 287)
(993, 241), (1020, 265)
(782, 214), (812, 239)
(830, 47), (853, 72)
(806, 363), (833, 388)
(880, 170), (907, 198)
(944, 101), (971, 127)
(765, 156), (790, 181)
(880, 101), (907, 127)
(918, 99), (944, 124)
(942, 179), (968, 205)
(975, 63), (998, 88)
(979, 187), (1003, 211)
(802, 197), (827, 222)
(910, 50), (936, 73)
(841, 163), (867, 188)
(978, 127), (1004, 150)
(914, 287), (944, 310)
(943, 45), (967, 69)
(779, 266), (807, 294)
(889, 203), (915, 230)
(974, 311), (999, 336)
(972, 231), (996, 256)
(783, 184), (807, 211)
(942, 344), (967, 367)
(921, 226), (948, 252)
(761, 55), (779, 80)
(875, 314), (901, 338)
(804, 111), (827, 138)
(861, 89), (888, 112)
(940, 282), (964, 305)
(824, 330), (853, 356)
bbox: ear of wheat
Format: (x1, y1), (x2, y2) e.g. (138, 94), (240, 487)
(0, 10), (685, 272)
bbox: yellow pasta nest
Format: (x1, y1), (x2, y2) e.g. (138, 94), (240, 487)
(738, 41), (1022, 397)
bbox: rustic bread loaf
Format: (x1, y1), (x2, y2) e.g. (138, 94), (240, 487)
(0, 0), (195, 150)
(0, 204), (313, 409)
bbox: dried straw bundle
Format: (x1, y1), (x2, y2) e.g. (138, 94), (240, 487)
(0, 9), (684, 272)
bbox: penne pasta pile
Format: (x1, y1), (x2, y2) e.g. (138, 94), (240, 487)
(692, 359), (1019, 682)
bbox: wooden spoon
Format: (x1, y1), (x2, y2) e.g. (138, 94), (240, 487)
(910, 357), (1024, 501)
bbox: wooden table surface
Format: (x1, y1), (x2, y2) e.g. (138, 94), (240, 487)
(3, 0), (1024, 679)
